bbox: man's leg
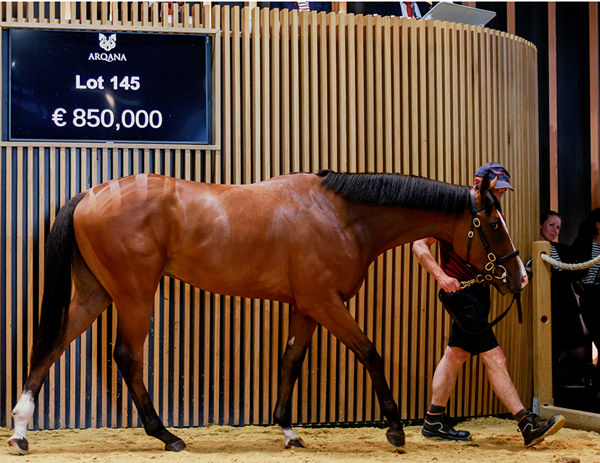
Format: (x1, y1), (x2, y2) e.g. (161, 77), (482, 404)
(481, 346), (565, 447)
(480, 346), (524, 414)
(431, 346), (469, 406)
(422, 346), (472, 441)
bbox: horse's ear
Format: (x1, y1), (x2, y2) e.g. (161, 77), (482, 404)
(476, 173), (497, 198)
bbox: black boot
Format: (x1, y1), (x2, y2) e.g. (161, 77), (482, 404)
(421, 414), (471, 441)
(518, 411), (565, 447)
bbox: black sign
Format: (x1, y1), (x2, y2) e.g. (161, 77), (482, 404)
(5, 28), (213, 144)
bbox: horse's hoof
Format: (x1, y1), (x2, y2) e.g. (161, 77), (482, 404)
(7, 437), (29, 455)
(165, 439), (186, 452)
(386, 428), (406, 448)
(284, 437), (307, 448)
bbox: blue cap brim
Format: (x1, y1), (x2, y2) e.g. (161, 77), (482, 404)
(495, 179), (513, 190)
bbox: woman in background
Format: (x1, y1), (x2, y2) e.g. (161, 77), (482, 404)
(540, 211), (588, 403)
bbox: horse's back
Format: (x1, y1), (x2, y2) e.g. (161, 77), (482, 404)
(167, 172), (351, 300)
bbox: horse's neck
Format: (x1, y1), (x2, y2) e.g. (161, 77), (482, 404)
(357, 205), (463, 257)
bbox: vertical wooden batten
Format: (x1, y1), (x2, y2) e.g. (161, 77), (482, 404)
(548, 2), (559, 212)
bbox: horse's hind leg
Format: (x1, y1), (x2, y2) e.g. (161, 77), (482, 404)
(112, 301), (185, 452)
(273, 310), (317, 448)
(9, 251), (111, 455)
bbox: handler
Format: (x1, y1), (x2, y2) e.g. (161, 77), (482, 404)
(412, 162), (565, 447)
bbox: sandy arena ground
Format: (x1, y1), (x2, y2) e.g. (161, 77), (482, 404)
(1, 417), (596, 463)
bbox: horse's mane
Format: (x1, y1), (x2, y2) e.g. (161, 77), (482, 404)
(318, 169), (469, 215)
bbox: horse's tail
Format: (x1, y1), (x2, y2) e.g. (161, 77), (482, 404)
(30, 191), (87, 369)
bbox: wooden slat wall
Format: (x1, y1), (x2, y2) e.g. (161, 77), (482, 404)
(0, 1), (539, 430)
(548, 2), (559, 213)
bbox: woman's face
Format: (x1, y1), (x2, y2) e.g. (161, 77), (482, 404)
(540, 215), (561, 242)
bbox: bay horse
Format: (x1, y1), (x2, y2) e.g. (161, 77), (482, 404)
(8, 170), (527, 455)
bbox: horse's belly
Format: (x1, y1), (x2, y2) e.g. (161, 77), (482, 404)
(165, 256), (294, 304)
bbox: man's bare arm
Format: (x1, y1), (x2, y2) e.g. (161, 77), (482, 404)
(412, 237), (461, 293)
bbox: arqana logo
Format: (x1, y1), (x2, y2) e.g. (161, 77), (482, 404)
(99, 33), (117, 52)
(89, 32), (126, 62)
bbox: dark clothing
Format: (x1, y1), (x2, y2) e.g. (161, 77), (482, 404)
(347, 2), (432, 18)
(573, 241), (600, 351)
(439, 239), (493, 287)
(550, 242), (597, 410)
(437, 241), (497, 355)
(265, 2), (331, 12)
(549, 242), (586, 352)
(580, 285), (600, 349)
(438, 285), (499, 356)
(439, 240), (479, 283)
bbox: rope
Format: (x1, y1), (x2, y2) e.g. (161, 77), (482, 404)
(540, 251), (600, 271)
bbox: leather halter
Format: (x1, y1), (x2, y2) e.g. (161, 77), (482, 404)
(452, 188), (523, 333)
(463, 189), (520, 287)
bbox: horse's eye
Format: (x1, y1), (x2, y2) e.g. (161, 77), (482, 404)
(491, 221), (500, 230)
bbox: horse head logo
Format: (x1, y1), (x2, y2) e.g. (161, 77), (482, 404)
(99, 33), (117, 52)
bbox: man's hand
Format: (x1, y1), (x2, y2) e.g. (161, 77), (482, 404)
(438, 274), (461, 293)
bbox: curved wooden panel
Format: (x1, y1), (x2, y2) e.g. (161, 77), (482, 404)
(0, 2), (538, 430)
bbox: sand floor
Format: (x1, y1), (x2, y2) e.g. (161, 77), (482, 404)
(1, 417), (597, 463)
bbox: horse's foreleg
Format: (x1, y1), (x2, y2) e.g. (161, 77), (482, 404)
(112, 306), (185, 452)
(273, 310), (317, 448)
(308, 298), (405, 449)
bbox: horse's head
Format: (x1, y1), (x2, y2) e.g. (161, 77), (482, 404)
(454, 174), (527, 293)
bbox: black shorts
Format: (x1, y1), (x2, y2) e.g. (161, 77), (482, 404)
(438, 285), (499, 355)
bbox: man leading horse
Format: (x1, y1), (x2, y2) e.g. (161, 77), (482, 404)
(413, 162), (565, 447)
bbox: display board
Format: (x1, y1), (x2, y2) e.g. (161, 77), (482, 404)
(4, 28), (213, 144)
